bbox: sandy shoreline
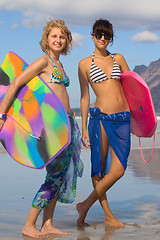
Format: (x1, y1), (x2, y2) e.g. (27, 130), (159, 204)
(0, 145), (160, 239)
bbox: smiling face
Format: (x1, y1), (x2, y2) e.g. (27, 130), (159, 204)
(47, 27), (67, 54)
(40, 20), (73, 55)
(91, 19), (114, 50)
(92, 32), (110, 50)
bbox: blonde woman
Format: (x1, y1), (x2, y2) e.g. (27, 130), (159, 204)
(0, 20), (83, 238)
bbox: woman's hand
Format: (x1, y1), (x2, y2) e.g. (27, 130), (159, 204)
(71, 110), (76, 118)
(82, 129), (90, 148)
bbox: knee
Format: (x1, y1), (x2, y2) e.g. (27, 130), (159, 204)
(109, 166), (125, 181)
(117, 167), (125, 179)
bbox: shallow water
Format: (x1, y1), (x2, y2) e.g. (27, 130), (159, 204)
(0, 119), (160, 240)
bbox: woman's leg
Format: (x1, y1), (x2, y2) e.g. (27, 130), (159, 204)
(41, 193), (71, 235)
(76, 122), (125, 226)
(22, 207), (43, 238)
(92, 122), (124, 227)
(77, 152), (124, 226)
(92, 176), (124, 227)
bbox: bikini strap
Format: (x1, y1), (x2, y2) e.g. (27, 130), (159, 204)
(109, 53), (115, 61)
(92, 50), (110, 62)
(92, 53), (94, 63)
(47, 53), (56, 66)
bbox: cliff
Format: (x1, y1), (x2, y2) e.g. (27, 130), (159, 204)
(133, 58), (160, 110)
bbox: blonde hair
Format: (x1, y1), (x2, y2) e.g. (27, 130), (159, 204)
(40, 20), (73, 55)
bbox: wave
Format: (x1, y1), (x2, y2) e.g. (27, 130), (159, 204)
(75, 116), (82, 120)
(74, 108), (160, 121)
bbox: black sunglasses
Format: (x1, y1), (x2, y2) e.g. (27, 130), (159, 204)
(92, 32), (111, 40)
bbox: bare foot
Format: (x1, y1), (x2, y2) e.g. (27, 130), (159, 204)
(105, 217), (124, 228)
(41, 224), (71, 235)
(76, 202), (89, 227)
(22, 225), (45, 238)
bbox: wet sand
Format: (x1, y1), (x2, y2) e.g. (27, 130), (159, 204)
(0, 117), (160, 239)
(0, 143), (160, 240)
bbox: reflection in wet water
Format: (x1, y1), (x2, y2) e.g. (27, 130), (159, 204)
(0, 143), (160, 239)
(128, 148), (160, 183)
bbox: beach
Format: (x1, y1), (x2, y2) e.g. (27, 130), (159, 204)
(0, 117), (160, 240)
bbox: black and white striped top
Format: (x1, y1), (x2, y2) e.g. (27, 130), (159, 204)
(90, 52), (121, 83)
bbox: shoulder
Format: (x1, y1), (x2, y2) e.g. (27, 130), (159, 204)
(78, 56), (92, 83)
(78, 55), (92, 70)
(112, 53), (130, 72)
(111, 53), (125, 62)
(21, 54), (50, 79)
(31, 55), (49, 70)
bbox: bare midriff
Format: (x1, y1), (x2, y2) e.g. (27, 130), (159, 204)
(47, 82), (71, 113)
(91, 78), (130, 114)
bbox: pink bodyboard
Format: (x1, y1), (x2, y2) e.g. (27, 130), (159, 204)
(121, 71), (157, 137)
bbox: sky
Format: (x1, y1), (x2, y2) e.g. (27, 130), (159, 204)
(0, 0), (160, 107)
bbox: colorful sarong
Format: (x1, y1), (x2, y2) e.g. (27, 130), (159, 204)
(32, 113), (83, 209)
(88, 107), (131, 177)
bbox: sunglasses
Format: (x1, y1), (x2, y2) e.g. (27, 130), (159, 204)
(92, 32), (111, 40)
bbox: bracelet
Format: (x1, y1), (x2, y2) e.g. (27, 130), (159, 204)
(0, 113), (7, 120)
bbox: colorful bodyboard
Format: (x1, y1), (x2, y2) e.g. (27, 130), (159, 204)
(121, 71), (157, 137)
(0, 51), (71, 169)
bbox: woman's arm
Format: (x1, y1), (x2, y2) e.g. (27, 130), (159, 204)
(0, 56), (48, 129)
(78, 59), (90, 148)
(115, 53), (130, 73)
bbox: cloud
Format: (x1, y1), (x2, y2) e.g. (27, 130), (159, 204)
(22, 13), (48, 28)
(132, 31), (160, 43)
(0, 0), (160, 32)
(72, 33), (88, 47)
(11, 23), (19, 29)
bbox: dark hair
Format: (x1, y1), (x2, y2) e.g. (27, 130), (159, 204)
(92, 19), (114, 44)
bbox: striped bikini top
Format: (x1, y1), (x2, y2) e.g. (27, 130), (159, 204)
(47, 54), (70, 87)
(90, 51), (121, 83)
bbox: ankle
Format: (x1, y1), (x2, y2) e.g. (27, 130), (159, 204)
(24, 222), (35, 228)
(105, 215), (115, 221)
(77, 201), (87, 212)
(42, 219), (52, 228)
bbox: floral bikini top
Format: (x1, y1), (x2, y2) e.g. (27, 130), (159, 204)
(47, 54), (70, 87)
